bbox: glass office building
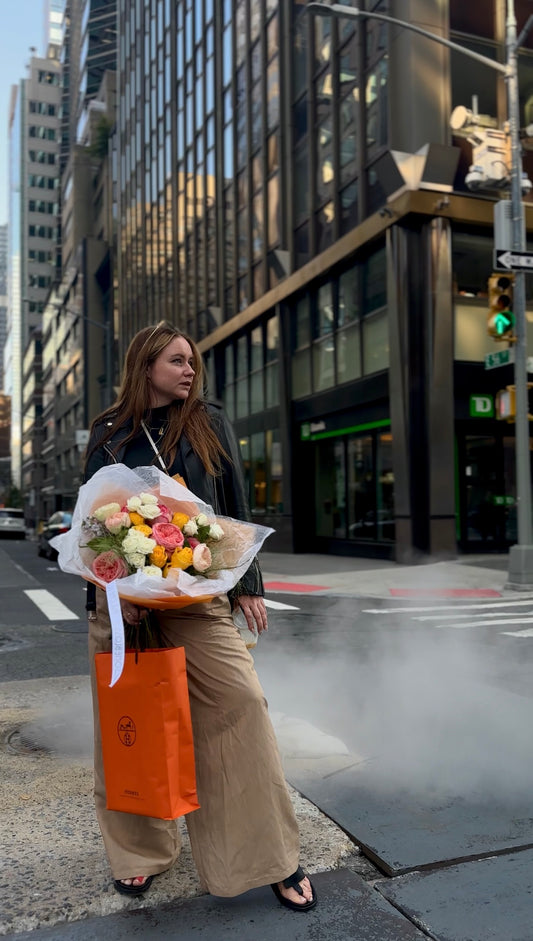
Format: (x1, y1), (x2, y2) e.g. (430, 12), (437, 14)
(116, 0), (533, 558)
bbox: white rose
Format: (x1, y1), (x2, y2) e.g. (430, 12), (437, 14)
(122, 530), (156, 554)
(139, 492), (158, 504)
(126, 496), (142, 510)
(125, 551), (146, 569)
(93, 502), (121, 521)
(138, 503), (162, 519)
(208, 523), (224, 540)
(141, 565), (163, 577)
(196, 513), (209, 527)
(183, 519), (198, 535)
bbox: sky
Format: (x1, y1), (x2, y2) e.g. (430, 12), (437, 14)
(0, 1), (48, 225)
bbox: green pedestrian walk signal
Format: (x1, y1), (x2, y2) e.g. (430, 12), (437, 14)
(487, 273), (515, 340)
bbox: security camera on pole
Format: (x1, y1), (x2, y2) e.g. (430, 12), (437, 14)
(306, 1), (533, 587)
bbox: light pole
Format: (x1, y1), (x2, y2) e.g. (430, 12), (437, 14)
(307, 1), (533, 587)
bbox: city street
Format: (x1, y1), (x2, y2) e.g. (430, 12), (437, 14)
(2, 539), (533, 938)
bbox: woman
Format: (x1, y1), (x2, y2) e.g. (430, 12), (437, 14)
(84, 321), (317, 911)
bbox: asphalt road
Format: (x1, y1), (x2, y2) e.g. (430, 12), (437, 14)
(4, 537), (533, 939)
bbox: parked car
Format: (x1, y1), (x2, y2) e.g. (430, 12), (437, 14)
(38, 511), (72, 560)
(0, 507), (26, 539)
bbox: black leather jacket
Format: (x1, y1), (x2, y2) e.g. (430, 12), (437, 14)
(84, 402), (264, 611)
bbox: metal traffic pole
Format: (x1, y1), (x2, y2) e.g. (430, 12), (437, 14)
(505, 1), (533, 587)
(306, 1), (533, 586)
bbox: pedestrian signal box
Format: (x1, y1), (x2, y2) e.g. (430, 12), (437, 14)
(496, 387), (516, 421)
(487, 273), (515, 339)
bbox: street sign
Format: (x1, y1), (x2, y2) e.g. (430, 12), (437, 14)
(494, 249), (533, 271)
(484, 348), (515, 370)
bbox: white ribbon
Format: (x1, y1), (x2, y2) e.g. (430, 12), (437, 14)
(106, 579), (126, 687)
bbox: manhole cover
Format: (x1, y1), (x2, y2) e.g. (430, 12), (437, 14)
(5, 729), (50, 757)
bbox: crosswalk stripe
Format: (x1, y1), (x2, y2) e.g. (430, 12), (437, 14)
(363, 597), (533, 615)
(501, 628), (533, 637)
(433, 617), (533, 630)
(24, 589), (79, 621)
(264, 599), (300, 611)
(415, 609), (533, 622)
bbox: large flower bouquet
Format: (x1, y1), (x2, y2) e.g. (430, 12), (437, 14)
(51, 463), (273, 609)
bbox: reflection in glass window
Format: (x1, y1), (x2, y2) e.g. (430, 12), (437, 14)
(267, 58), (280, 130)
(316, 282), (334, 337)
(313, 337), (335, 391)
(315, 440), (346, 538)
(363, 308), (389, 374)
(339, 268), (358, 325)
(267, 174), (280, 247)
(365, 57), (388, 154)
(337, 324), (361, 383)
(251, 432), (267, 512)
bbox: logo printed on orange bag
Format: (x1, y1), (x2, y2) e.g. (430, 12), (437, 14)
(117, 715), (136, 746)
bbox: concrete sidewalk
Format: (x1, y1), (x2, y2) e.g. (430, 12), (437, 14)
(258, 550), (511, 598)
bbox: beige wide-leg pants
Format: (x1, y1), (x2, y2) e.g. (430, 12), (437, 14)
(89, 591), (300, 896)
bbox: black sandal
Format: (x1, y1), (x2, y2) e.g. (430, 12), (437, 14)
(271, 866), (317, 912)
(113, 875), (154, 897)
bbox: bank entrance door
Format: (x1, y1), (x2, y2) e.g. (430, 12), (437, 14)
(458, 434), (517, 550)
(314, 429), (394, 550)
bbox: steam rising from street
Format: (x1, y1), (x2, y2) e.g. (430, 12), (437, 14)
(259, 604), (533, 801)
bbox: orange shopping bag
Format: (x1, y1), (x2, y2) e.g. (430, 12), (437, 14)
(95, 647), (200, 820)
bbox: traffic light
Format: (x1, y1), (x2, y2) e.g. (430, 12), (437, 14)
(487, 273), (515, 339)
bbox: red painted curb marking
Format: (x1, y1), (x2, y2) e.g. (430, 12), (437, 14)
(389, 588), (502, 598)
(264, 581), (329, 592)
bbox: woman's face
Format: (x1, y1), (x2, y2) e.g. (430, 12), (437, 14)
(147, 336), (195, 406)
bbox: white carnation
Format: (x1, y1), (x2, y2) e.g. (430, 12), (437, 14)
(196, 513), (209, 527)
(139, 492), (158, 504)
(126, 496), (142, 510)
(183, 519), (198, 535)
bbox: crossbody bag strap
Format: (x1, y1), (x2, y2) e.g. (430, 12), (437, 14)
(141, 420), (168, 473)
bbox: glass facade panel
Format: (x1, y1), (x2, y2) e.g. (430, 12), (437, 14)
(363, 309), (389, 374)
(315, 440), (347, 538)
(251, 432), (266, 512)
(313, 337), (335, 391)
(347, 436), (374, 538)
(337, 324), (361, 383)
(292, 349), (312, 398)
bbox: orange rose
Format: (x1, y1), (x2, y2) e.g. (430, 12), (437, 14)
(150, 544), (168, 568)
(172, 512), (189, 529)
(129, 511), (144, 525)
(169, 546), (193, 570)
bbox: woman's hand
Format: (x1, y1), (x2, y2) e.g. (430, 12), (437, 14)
(236, 595), (268, 635)
(120, 601), (149, 625)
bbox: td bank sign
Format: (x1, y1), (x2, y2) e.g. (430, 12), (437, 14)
(470, 394), (494, 418)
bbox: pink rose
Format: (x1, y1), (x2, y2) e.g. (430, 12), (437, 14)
(151, 521), (185, 550)
(187, 537), (200, 548)
(92, 550), (129, 583)
(153, 503), (172, 525)
(192, 543), (212, 573)
(104, 511), (132, 534)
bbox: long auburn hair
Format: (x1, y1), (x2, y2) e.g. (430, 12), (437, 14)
(86, 321), (227, 475)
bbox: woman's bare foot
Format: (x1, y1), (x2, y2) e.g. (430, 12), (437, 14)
(277, 874), (314, 905)
(113, 875), (154, 896)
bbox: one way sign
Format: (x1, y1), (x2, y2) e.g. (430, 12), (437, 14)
(494, 249), (533, 271)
